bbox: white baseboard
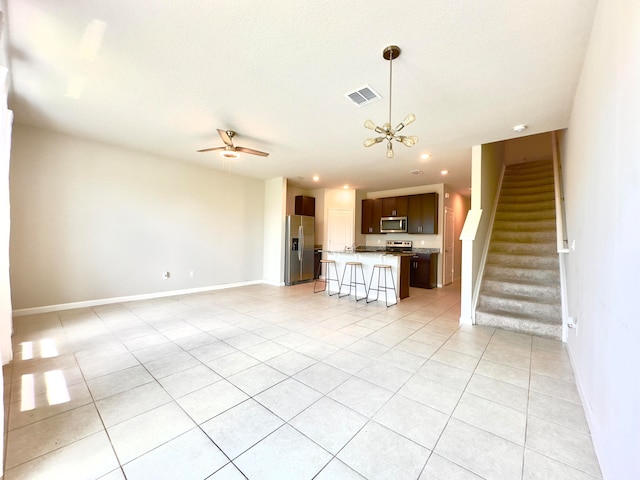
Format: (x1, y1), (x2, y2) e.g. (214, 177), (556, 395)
(12, 280), (265, 317)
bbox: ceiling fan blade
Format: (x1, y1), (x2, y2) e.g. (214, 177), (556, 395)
(236, 146), (269, 157)
(196, 146), (225, 153)
(217, 129), (234, 147)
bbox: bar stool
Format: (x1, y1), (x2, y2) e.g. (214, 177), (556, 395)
(314, 259), (340, 295)
(367, 264), (398, 307)
(339, 261), (368, 301)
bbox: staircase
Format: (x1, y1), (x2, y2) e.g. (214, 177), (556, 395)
(475, 159), (562, 339)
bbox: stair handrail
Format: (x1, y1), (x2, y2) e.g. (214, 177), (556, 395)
(551, 131), (571, 341)
(552, 131), (570, 254)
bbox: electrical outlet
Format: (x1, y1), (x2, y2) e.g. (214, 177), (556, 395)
(189, 271), (195, 278)
(568, 316), (578, 335)
(162, 271), (170, 279)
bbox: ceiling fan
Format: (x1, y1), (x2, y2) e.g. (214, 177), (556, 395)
(197, 129), (269, 159)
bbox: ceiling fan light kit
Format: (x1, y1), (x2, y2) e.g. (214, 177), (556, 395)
(219, 149), (240, 159)
(364, 45), (418, 158)
(197, 129), (269, 158)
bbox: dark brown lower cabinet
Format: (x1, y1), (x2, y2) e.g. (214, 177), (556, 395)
(399, 255), (410, 299)
(410, 253), (438, 289)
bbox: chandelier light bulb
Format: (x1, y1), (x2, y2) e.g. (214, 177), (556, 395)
(386, 141), (394, 158)
(403, 113), (416, 126)
(403, 135), (419, 147)
(364, 119), (377, 130)
(364, 137), (383, 147)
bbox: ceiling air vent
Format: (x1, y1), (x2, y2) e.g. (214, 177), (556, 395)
(344, 85), (381, 107)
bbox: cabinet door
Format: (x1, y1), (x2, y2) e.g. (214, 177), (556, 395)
(381, 197), (397, 217)
(361, 199), (382, 234)
(395, 196), (408, 216)
(361, 199), (373, 234)
(295, 196), (315, 217)
(407, 195), (422, 233)
(422, 193), (438, 234)
(399, 255), (410, 299)
(410, 254), (432, 289)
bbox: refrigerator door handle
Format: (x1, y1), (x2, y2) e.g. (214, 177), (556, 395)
(298, 225), (304, 262)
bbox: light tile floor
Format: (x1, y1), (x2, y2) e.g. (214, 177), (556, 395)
(2, 281), (603, 479)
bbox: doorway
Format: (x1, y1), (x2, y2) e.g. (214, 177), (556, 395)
(327, 208), (354, 252)
(444, 207), (455, 285)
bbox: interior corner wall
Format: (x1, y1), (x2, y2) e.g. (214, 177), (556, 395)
(263, 177), (286, 286)
(562, 0), (640, 477)
(9, 125), (265, 310)
(0, 67), (12, 366)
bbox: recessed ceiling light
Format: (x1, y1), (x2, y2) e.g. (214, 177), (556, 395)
(343, 184), (349, 189)
(440, 170), (448, 175)
(64, 75), (86, 99)
(420, 153), (430, 160)
(410, 169), (423, 175)
(513, 124), (527, 133)
(313, 175), (319, 182)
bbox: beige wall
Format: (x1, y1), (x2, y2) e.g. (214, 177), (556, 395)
(562, 0), (640, 476)
(10, 125), (266, 310)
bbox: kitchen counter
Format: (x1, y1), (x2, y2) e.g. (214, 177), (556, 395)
(324, 249), (412, 256)
(325, 251), (409, 300)
(350, 247), (441, 255)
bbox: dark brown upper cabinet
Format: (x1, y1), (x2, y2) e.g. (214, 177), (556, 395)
(294, 195), (315, 217)
(407, 193), (438, 234)
(361, 198), (382, 234)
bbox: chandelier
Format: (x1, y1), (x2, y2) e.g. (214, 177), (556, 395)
(363, 45), (418, 158)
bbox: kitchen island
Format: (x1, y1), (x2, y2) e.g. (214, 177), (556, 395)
(325, 251), (411, 300)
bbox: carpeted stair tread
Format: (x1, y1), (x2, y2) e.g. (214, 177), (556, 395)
(488, 242), (557, 256)
(495, 210), (556, 222)
(475, 305), (561, 325)
(477, 291), (561, 316)
(497, 200), (556, 212)
(485, 253), (559, 269)
(481, 279), (560, 299)
(500, 183), (555, 196)
(499, 193), (556, 204)
(475, 309), (562, 339)
(483, 264), (560, 283)
(493, 219), (557, 232)
(491, 229), (556, 241)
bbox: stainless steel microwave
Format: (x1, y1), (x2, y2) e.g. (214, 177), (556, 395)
(380, 216), (407, 233)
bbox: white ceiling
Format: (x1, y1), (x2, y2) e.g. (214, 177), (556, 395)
(4, 0), (598, 195)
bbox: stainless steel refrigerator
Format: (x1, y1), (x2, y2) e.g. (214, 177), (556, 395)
(285, 215), (315, 285)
